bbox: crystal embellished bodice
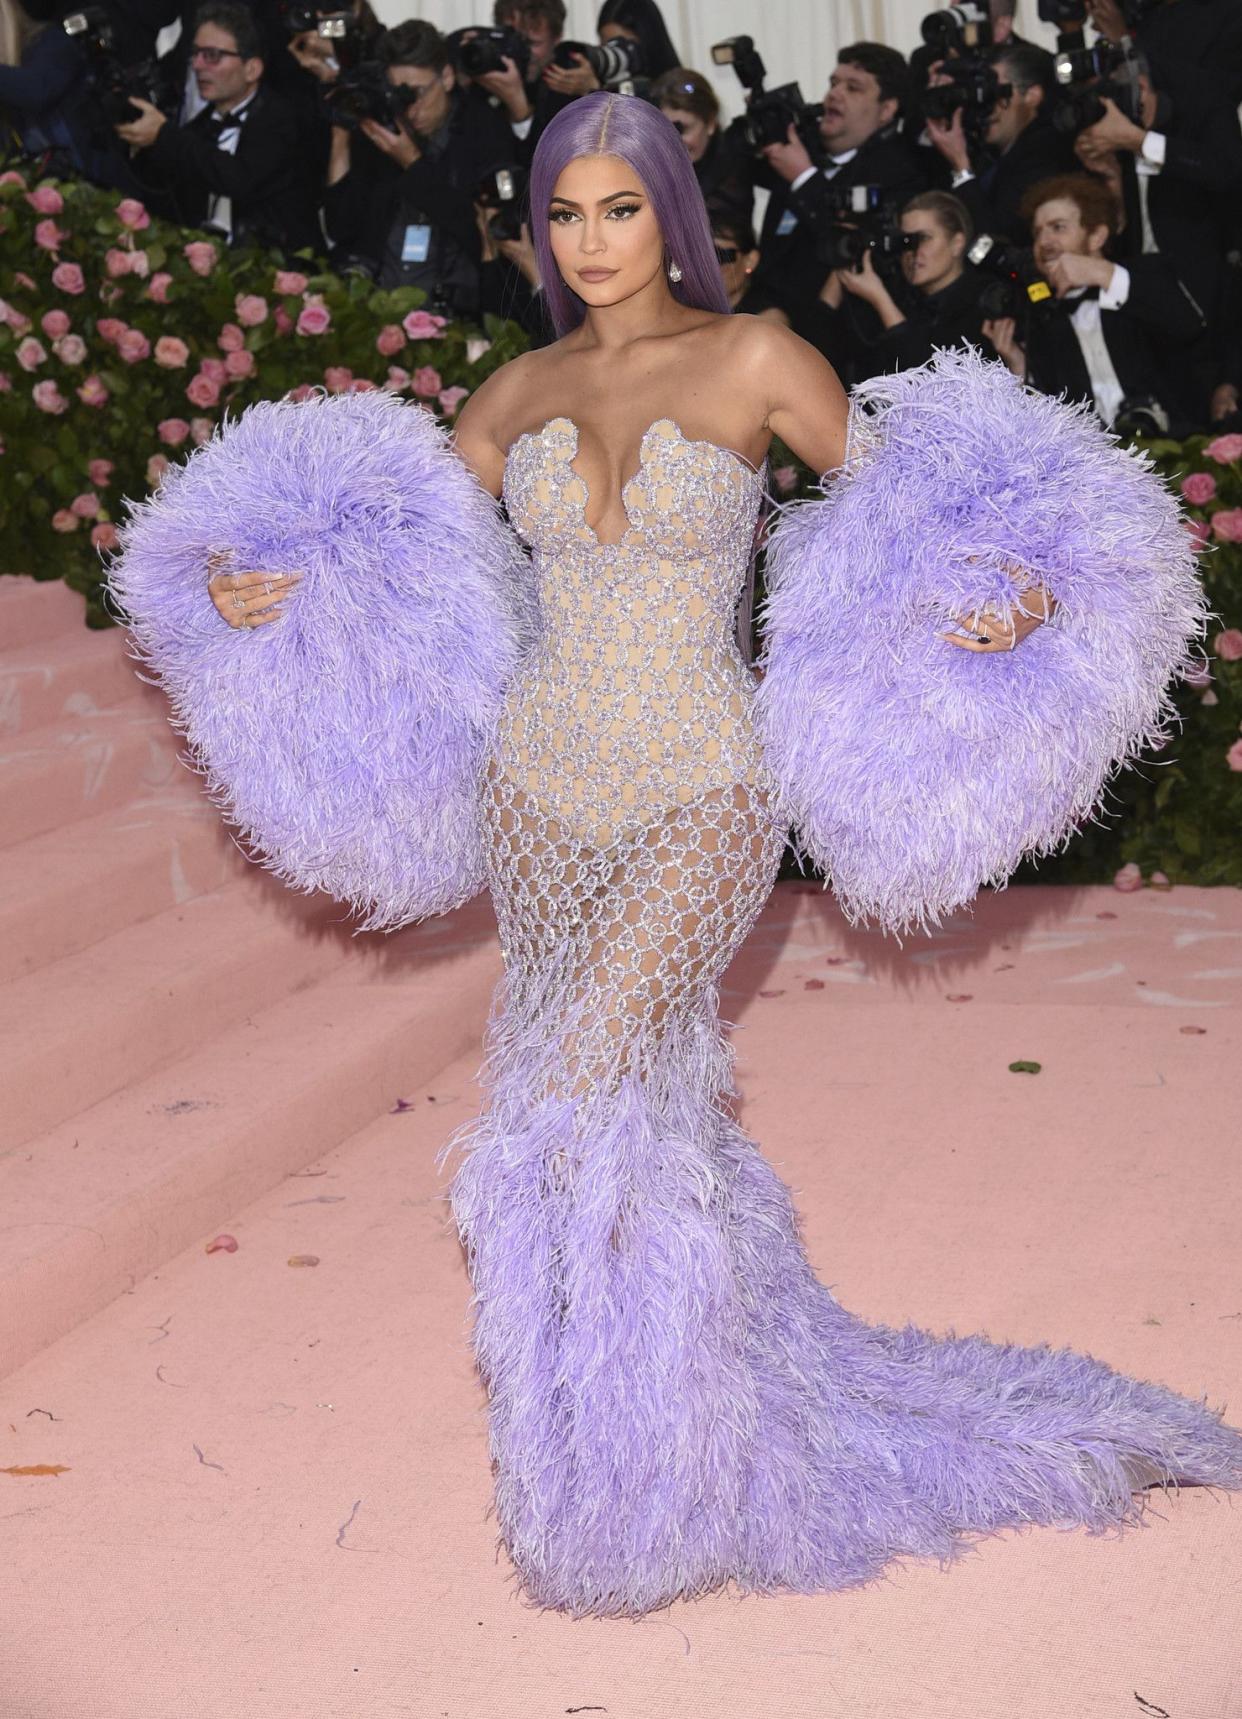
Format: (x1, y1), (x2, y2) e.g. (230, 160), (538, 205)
(493, 415), (781, 851)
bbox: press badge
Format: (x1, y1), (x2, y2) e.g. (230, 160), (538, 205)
(775, 207), (798, 236)
(401, 223), (431, 263)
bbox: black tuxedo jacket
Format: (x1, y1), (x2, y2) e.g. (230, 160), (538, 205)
(951, 118), (1079, 244)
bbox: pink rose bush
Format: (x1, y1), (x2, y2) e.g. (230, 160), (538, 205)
(76, 375), (108, 407)
(32, 379), (68, 413)
(189, 417), (214, 445)
(1205, 433), (1242, 464)
(296, 298), (331, 336)
(51, 508), (79, 532)
(1227, 739), (1242, 773)
(1180, 472), (1216, 506)
(183, 240), (218, 276)
(146, 272), (173, 303)
(402, 309), (447, 339)
(116, 327), (151, 363)
(154, 335), (190, 368)
(91, 522), (119, 550)
(70, 491), (100, 518)
(115, 198), (150, 230)
(88, 458), (114, 486)
(33, 219), (66, 251)
(376, 323), (405, 356)
(26, 185), (63, 215)
(158, 417), (190, 446)
(217, 322), (245, 352)
(324, 365), (353, 392)
(186, 372), (221, 409)
(1213, 629), (1242, 661)
(224, 348), (255, 379)
(411, 365), (442, 397)
(235, 293), (267, 326)
(40, 308), (70, 338)
(50, 261), (84, 294)
(54, 334), (87, 365)
(273, 269), (308, 295)
(1211, 508), (1242, 543)
(16, 336), (47, 371)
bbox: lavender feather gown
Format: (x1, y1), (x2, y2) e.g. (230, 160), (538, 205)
(433, 413), (1242, 1619)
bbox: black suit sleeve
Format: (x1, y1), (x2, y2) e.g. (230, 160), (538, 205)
(1118, 255), (1208, 343)
(144, 108), (298, 204)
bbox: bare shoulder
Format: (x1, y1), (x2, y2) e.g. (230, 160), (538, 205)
(725, 316), (850, 476)
(452, 347), (550, 497)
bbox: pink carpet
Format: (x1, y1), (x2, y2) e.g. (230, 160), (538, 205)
(2, 575), (1240, 1718)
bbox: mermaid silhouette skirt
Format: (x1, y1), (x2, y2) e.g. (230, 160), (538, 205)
(434, 417), (1242, 1618)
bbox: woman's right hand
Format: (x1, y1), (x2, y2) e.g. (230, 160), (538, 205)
(207, 552), (302, 628)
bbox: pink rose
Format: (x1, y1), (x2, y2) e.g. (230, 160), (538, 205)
(51, 508), (79, 533)
(26, 184), (63, 214)
(323, 365), (353, 393)
(1183, 516), (1211, 552)
(158, 416), (190, 446)
(352, 378), (378, 391)
(1212, 628), (1242, 661)
(96, 317), (127, 345)
(154, 335), (190, 368)
(375, 323), (405, 357)
(273, 269), (308, 295)
(217, 321), (245, 352)
(0, 169), (26, 186)
(438, 384), (469, 415)
(16, 336), (47, 371)
(1182, 662), (1213, 691)
(401, 309), (447, 340)
(189, 417), (213, 445)
(183, 240), (218, 276)
(51, 262), (84, 295)
(33, 218), (65, 250)
(1112, 862), (1143, 893)
(117, 327), (151, 364)
(223, 347), (255, 379)
(32, 379), (68, 413)
(1180, 472), (1216, 506)
(88, 458), (114, 486)
(127, 248), (150, 279)
(76, 375), (108, 407)
(1211, 508), (1242, 543)
(1204, 433), (1242, 464)
(54, 334), (87, 366)
(91, 521), (119, 551)
(146, 272), (173, 304)
(772, 464), (799, 495)
(105, 247), (133, 278)
(40, 309), (70, 339)
(115, 198), (150, 230)
(411, 365), (442, 397)
(384, 365), (410, 391)
(146, 453), (169, 486)
(199, 356), (226, 383)
(285, 381), (315, 402)
(296, 300), (331, 336)
(273, 304), (294, 336)
(185, 372), (220, 409)
(0, 301), (31, 335)
(1228, 739), (1242, 773)
(70, 491), (100, 519)
(234, 293), (267, 327)
(13, 271), (35, 291)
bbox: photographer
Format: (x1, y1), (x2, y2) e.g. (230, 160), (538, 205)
(538, 0), (679, 100)
(982, 173), (1206, 433)
(750, 43), (929, 327)
(927, 41), (1077, 240)
(0, 0), (142, 189)
(322, 19), (517, 317)
(651, 67), (753, 233)
(835, 190), (1001, 376)
(114, 1), (321, 254)
(464, 0), (572, 159)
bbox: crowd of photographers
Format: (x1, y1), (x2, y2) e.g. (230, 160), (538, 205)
(2, 0), (1239, 434)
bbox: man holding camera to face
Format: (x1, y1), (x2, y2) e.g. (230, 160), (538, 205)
(321, 19), (519, 319)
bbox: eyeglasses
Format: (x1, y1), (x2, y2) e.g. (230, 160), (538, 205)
(191, 45), (244, 64)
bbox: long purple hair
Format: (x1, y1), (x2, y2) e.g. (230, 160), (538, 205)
(529, 90), (730, 338)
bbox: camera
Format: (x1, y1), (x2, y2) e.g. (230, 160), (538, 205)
(449, 25), (531, 81)
(474, 163), (529, 243)
(321, 60), (410, 129)
(816, 184), (918, 272)
(1113, 394), (1170, 437)
(553, 35), (644, 91)
(62, 5), (178, 124)
(711, 36), (823, 155)
(1049, 37), (1143, 132)
(918, 58), (1011, 145)
(968, 232), (1055, 332)
(920, 3), (993, 58)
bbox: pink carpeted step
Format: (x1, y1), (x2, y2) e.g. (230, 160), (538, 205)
(0, 792), (243, 985)
(0, 700), (192, 850)
(0, 907), (499, 1382)
(0, 623), (147, 737)
(0, 574), (91, 651)
(0, 878), (364, 1154)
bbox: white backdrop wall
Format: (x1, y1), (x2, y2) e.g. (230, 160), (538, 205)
(368, 1), (1062, 123)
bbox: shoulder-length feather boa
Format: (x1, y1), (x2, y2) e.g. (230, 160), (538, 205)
(754, 345), (1211, 937)
(107, 388), (533, 931)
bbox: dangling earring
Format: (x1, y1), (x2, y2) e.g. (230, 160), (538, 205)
(668, 258), (683, 283)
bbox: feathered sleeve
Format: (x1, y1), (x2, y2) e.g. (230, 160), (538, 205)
(107, 388), (533, 932)
(753, 346), (1209, 937)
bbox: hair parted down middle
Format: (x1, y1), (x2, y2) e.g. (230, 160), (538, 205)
(529, 90), (731, 338)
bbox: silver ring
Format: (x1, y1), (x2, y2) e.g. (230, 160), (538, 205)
(263, 580), (272, 595)
(232, 592), (244, 610)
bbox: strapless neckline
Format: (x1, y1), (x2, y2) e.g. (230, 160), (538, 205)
(503, 415), (767, 552)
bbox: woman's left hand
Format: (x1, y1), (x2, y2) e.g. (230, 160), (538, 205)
(941, 578), (1057, 652)
(838, 248), (889, 306)
(542, 52), (600, 95)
